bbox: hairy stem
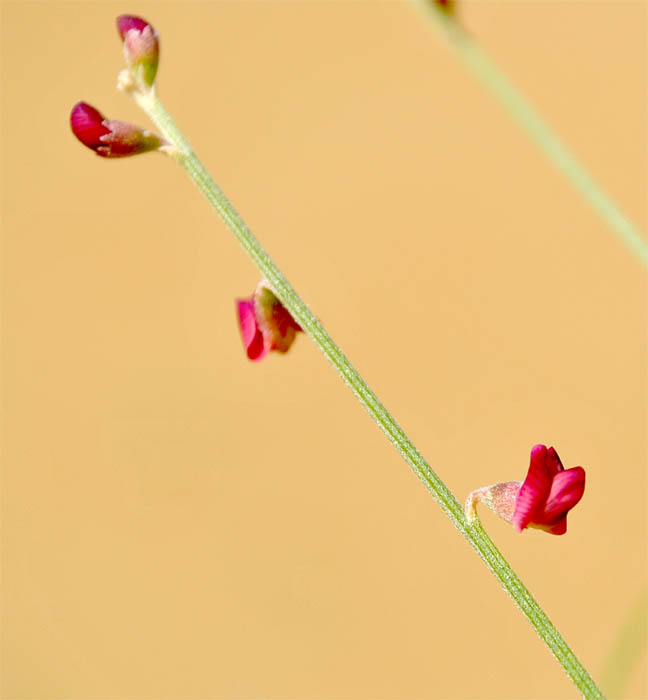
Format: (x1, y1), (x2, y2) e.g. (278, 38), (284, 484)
(133, 87), (604, 700)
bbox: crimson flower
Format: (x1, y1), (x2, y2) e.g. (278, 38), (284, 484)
(465, 444), (585, 536)
(70, 102), (163, 158)
(512, 444), (585, 535)
(237, 281), (301, 361)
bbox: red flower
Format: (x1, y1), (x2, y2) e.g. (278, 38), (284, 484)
(236, 281), (301, 362)
(70, 102), (163, 158)
(512, 445), (585, 535)
(116, 15), (159, 88)
(465, 445), (585, 536)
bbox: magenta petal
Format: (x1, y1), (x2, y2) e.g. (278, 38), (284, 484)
(116, 15), (150, 38)
(511, 444), (553, 532)
(545, 446), (564, 477)
(70, 102), (162, 158)
(237, 299), (268, 361)
(246, 329), (267, 361)
(542, 467), (585, 522)
(237, 300), (257, 347)
(70, 102), (111, 150)
(544, 518), (568, 535)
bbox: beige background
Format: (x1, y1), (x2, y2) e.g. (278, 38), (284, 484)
(2, 1), (646, 698)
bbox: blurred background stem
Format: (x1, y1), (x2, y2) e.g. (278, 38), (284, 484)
(417, 0), (648, 269)
(600, 585), (648, 698)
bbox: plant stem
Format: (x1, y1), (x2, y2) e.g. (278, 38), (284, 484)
(417, 1), (648, 269)
(600, 585), (647, 698)
(134, 88), (604, 699)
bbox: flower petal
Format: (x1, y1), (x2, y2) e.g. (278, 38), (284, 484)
(540, 518), (568, 536)
(542, 467), (585, 522)
(116, 15), (150, 38)
(237, 299), (268, 361)
(545, 446), (564, 477)
(511, 444), (553, 532)
(70, 102), (111, 150)
(70, 102), (163, 157)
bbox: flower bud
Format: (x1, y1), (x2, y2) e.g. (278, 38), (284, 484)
(70, 102), (164, 158)
(116, 15), (159, 88)
(465, 445), (586, 536)
(236, 280), (302, 361)
(433, 0), (455, 14)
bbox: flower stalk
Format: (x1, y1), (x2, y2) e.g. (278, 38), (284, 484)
(132, 88), (604, 699)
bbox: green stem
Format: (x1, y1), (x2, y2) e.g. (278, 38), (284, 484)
(600, 585), (647, 698)
(133, 88), (604, 699)
(418, 1), (648, 269)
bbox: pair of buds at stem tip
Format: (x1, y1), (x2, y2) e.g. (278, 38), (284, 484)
(70, 16), (163, 158)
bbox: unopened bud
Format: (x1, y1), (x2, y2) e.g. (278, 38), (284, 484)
(70, 101), (164, 158)
(116, 15), (159, 88)
(433, 0), (455, 15)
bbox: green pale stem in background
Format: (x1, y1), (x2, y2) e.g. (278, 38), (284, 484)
(418, 0), (648, 269)
(130, 84), (605, 699)
(600, 585), (648, 698)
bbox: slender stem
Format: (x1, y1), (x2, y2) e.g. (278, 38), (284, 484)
(133, 88), (604, 699)
(417, 1), (648, 269)
(600, 585), (648, 698)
